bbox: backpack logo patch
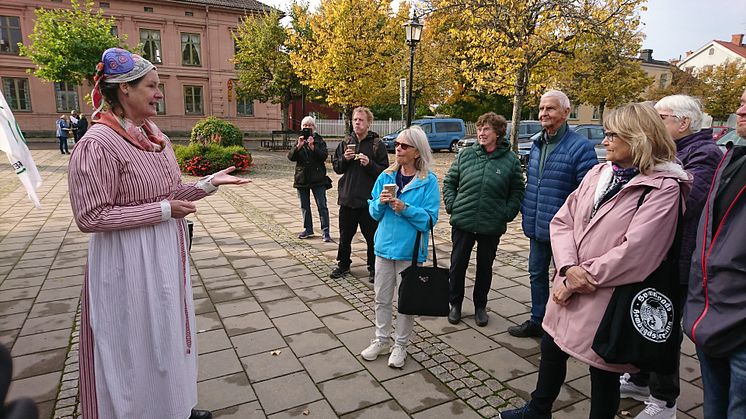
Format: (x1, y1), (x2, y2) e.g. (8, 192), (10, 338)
(629, 288), (674, 343)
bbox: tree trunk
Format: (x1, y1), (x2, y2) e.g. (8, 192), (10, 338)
(598, 100), (606, 125)
(510, 66), (529, 152)
(282, 91), (292, 132)
(344, 106), (353, 136)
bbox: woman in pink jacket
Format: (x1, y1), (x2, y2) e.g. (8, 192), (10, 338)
(499, 103), (691, 419)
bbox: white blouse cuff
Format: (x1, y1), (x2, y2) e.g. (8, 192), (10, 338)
(196, 174), (218, 194)
(160, 200), (172, 221)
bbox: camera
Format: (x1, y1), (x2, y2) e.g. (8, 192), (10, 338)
(301, 128), (312, 140)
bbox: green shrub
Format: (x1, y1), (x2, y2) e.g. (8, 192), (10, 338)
(190, 116), (243, 147)
(174, 143), (252, 176)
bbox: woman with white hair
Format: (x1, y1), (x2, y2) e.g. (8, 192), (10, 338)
(288, 115), (331, 241)
(361, 125), (441, 368)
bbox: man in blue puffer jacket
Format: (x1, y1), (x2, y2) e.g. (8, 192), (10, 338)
(509, 89), (598, 338)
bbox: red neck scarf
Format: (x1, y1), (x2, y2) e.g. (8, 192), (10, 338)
(95, 111), (166, 152)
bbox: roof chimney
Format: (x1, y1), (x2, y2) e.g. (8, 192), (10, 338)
(639, 49), (653, 62)
(732, 34), (744, 46)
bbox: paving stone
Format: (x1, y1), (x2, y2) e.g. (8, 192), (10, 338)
(198, 348), (244, 381)
(197, 372), (257, 412)
(299, 346), (364, 383)
(269, 399), (338, 419)
(231, 328), (287, 357)
(11, 348), (66, 380)
(439, 328), (500, 356)
(470, 347), (536, 382)
(11, 328), (70, 356)
(382, 370), (456, 413)
(283, 274), (325, 290)
(411, 399), (483, 419)
(318, 370), (390, 415)
(214, 298), (262, 318)
(238, 265), (278, 280)
(197, 329), (232, 354)
(260, 296), (309, 318)
(253, 371), (323, 415)
(307, 296), (353, 317)
(339, 399), (410, 419)
(223, 311), (273, 336)
(19, 311), (75, 336)
(241, 346), (304, 383)
(251, 284), (296, 303)
(320, 310), (372, 335)
(0, 313), (26, 332)
(285, 327), (342, 357)
(196, 311), (223, 333)
(208, 285), (253, 303)
(212, 401), (265, 419)
(294, 284), (339, 302)
(0, 287), (40, 303)
(27, 298), (78, 318)
(273, 311), (324, 336)
(6, 370), (62, 402)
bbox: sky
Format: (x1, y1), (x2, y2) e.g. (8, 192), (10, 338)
(260, 0), (746, 62)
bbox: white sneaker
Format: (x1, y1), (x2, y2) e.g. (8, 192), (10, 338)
(620, 373), (651, 401)
(388, 344), (406, 368)
(361, 339), (390, 361)
(635, 396), (676, 419)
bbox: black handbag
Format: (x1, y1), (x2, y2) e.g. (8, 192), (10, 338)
(397, 219), (450, 316)
(591, 187), (683, 374)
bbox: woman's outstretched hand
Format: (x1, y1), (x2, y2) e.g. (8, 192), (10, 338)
(210, 166), (251, 186)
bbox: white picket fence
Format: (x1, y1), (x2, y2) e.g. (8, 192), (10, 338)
(314, 118), (477, 137)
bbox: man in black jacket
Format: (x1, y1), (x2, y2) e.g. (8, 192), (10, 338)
(683, 88), (746, 419)
(331, 107), (389, 282)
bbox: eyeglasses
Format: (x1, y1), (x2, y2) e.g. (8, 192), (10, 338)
(603, 132), (620, 142)
(659, 114), (680, 120)
(394, 141), (414, 150)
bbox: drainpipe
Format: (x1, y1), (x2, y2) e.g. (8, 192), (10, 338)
(205, 5), (213, 116)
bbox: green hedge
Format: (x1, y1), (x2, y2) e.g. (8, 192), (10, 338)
(190, 116), (243, 148)
(174, 143), (252, 176)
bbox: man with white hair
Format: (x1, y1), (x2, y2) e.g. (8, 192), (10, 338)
(618, 95), (722, 418)
(509, 89), (598, 338)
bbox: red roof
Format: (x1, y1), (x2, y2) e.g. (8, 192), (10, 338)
(714, 41), (746, 59)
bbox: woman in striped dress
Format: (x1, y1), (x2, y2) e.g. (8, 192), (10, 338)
(68, 48), (249, 419)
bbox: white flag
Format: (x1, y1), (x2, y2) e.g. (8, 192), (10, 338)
(0, 90), (42, 208)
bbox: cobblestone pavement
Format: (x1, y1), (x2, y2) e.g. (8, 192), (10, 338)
(1, 149), (704, 418)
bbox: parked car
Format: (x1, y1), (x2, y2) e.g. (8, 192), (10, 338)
(455, 120), (542, 153)
(711, 126), (733, 141)
(517, 124), (607, 167)
(716, 129), (745, 153)
(382, 117), (466, 152)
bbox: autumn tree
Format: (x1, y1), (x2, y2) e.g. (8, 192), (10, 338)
(19, 0), (124, 85)
(234, 10), (301, 131)
(429, 0), (646, 148)
(693, 61), (746, 120)
(555, 27), (653, 122)
(288, 0), (408, 126)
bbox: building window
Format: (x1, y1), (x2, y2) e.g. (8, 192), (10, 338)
(708, 47), (714, 56)
(54, 82), (79, 113)
(144, 7), (154, 13)
(184, 85), (203, 115)
(2, 77), (31, 111)
(185, 11), (194, 17)
(0, 16), (22, 54)
(181, 33), (201, 66)
(156, 83), (166, 115)
(110, 26), (118, 37)
(659, 73), (669, 89)
(140, 29), (162, 64)
(569, 105), (579, 120)
(100, 2), (110, 8)
(236, 95), (254, 116)
(592, 106), (601, 120)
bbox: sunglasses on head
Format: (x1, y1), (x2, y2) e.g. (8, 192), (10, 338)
(394, 141), (414, 150)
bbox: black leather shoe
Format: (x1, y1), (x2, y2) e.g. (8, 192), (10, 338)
(475, 308), (489, 327)
(189, 409), (212, 419)
(448, 305), (461, 324)
(507, 320), (543, 338)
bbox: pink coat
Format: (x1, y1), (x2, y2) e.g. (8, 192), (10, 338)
(543, 162), (691, 373)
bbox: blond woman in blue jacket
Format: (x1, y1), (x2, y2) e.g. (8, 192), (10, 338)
(361, 125), (441, 368)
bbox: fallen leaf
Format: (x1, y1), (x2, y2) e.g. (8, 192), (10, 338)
(620, 411), (631, 416)
(303, 409), (310, 415)
(270, 349), (282, 356)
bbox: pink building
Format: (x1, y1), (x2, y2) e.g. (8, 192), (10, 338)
(0, 0), (282, 136)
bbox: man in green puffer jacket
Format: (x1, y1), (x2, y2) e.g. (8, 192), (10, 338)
(443, 112), (525, 327)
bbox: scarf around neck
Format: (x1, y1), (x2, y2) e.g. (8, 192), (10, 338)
(591, 163), (640, 218)
(95, 111), (165, 152)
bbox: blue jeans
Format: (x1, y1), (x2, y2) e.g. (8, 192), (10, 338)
(528, 239), (553, 325)
(297, 186), (329, 235)
(697, 342), (746, 418)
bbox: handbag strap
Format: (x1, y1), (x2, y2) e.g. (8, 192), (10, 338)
(410, 216), (439, 268)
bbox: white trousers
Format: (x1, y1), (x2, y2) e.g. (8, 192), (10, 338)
(374, 256), (415, 346)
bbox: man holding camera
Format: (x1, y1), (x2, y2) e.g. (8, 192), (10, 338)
(288, 116), (331, 242)
(331, 107), (389, 282)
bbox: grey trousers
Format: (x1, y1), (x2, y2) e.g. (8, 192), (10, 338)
(373, 257), (415, 347)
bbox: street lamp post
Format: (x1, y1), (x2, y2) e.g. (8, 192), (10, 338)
(404, 15), (423, 127)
